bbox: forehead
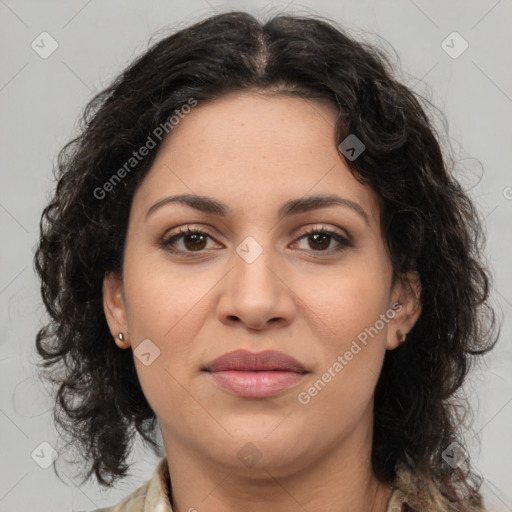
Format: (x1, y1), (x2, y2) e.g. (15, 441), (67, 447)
(132, 91), (381, 228)
(166, 90), (340, 157)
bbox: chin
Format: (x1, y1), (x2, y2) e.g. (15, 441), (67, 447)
(204, 430), (313, 471)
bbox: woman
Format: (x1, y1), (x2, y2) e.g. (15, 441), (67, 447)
(34, 10), (499, 512)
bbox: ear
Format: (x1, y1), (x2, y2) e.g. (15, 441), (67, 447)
(386, 270), (422, 350)
(102, 271), (131, 349)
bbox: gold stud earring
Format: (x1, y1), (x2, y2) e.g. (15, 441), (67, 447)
(116, 332), (129, 348)
(396, 328), (407, 344)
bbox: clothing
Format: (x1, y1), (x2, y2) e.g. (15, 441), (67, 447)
(91, 456), (487, 512)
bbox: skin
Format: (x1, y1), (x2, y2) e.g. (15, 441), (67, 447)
(103, 91), (422, 512)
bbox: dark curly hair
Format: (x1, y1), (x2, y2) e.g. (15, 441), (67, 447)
(34, 10), (499, 510)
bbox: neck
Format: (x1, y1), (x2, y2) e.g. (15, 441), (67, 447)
(161, 410), (394, 512)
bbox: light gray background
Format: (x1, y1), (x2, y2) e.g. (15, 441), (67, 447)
(1, 0), (511, 510)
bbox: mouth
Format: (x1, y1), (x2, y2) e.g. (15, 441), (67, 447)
(202, 349), (308, 399)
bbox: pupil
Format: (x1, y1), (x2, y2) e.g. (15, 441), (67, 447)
(311, 233), (329, 250)
(185, 234), (206, 251)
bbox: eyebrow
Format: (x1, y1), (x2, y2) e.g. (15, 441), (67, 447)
(145, 193), (370, 226)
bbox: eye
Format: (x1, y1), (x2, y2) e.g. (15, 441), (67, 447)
(291, 227), (352, 254)
(159, 226), (219, 257)
(159, 225), (352, 257)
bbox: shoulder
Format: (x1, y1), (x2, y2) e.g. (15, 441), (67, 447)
(88, 457), (171, 512)
(88, 481), (150, 512)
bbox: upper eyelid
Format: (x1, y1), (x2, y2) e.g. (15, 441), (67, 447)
(164, 224), (350, 242)
(162, 224), (351, 251)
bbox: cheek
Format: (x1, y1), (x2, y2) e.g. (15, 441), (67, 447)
(121, 256), (200, 419)
(294, 268), (389, 425)
(294, 257), (391, 345)
(122, 250), (216, 383)
(122, 251), (192, 336)
(290, 252), (391, 410)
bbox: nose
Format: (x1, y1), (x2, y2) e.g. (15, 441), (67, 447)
(216, 240), (296, 331)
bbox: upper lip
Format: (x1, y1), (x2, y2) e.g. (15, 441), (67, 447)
(203, 349), (307, 373)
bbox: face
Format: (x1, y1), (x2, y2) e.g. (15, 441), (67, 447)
(103, 91), (421, 476)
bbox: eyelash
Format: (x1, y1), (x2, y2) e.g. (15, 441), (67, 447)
(159, 225), (352, 258)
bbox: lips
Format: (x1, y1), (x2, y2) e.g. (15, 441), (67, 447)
(203, 349), (307, 373)
(203, 349), (308, 399)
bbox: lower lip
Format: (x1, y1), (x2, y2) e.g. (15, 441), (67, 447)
(206, 370), (306, 398)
